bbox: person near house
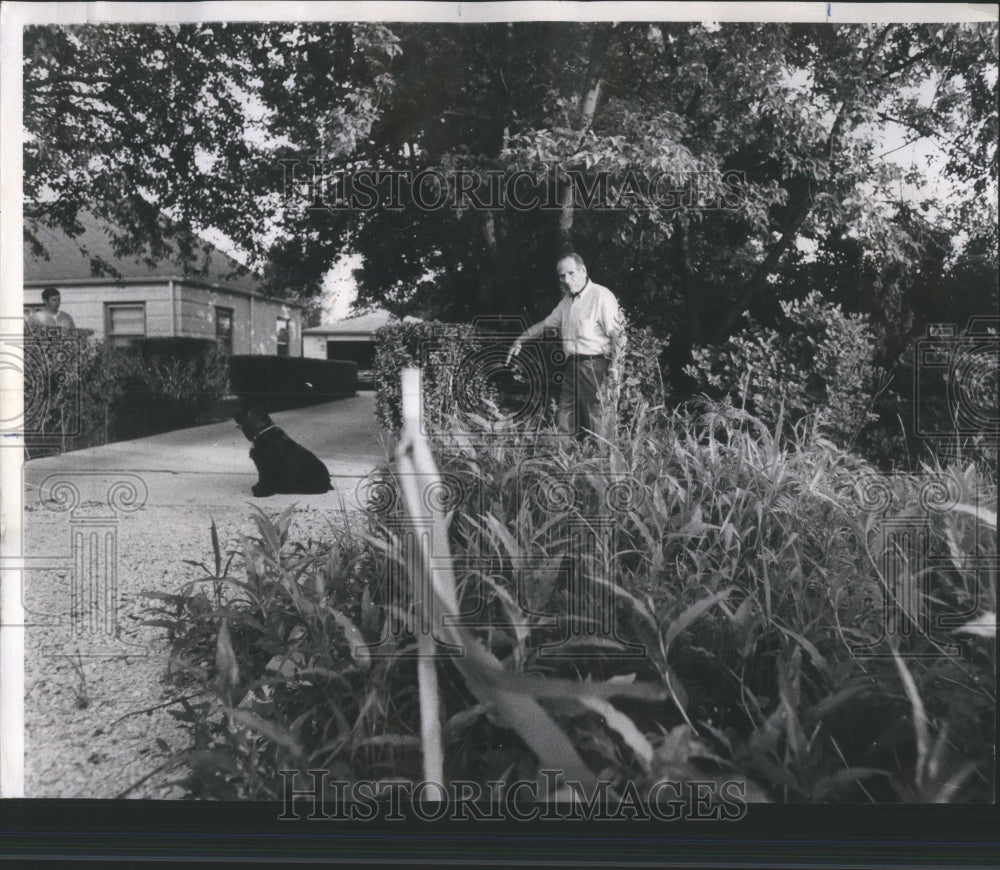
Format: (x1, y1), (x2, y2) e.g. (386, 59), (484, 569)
(29, 287), (76, 329)
(506, 253), (626, 439)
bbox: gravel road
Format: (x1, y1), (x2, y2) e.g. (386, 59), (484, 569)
(20, 395), (385, 798)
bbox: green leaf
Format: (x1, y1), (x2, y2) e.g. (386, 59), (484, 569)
(226, 707), (304, 757)
(663, 590), (731, 654)
(329, 607), (371, 671)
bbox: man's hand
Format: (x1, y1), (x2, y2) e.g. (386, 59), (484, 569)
(602, 366), (623, 403)
(505, 341), (523, 366)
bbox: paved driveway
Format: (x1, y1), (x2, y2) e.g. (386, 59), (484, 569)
(20, 393), (387, 798)
(25, 392), (388, 509)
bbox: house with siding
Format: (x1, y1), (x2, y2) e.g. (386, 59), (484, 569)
(24, 213), (303, 356)
(303, 309), (422, 367)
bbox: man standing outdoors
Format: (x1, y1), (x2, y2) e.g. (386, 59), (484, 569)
(29, 287), (76, 329)
(506, 253), (626, 439)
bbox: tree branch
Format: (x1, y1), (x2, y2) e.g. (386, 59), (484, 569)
(713, 192), (814, 342)
(674, 218), (701, 343)
(712, 25), (895, 342)
(876, 111), (963, 150)
(879, 43), (939, 81)
(576, 25), (614, 139)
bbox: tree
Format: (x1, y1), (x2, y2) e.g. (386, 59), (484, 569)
(24, 20), (997, 374)
(496, 23), (997, 376)
(287, 21), (996, 377)
(23, 21), (398, 304)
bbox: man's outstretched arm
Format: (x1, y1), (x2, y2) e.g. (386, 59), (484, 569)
(506, 307), (562, 365)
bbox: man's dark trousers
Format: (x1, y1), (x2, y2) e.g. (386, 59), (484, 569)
(558, 355), (610, 439)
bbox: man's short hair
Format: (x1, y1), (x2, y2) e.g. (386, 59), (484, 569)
(41, 286), (60, 301)
(557, 252), (586, 270)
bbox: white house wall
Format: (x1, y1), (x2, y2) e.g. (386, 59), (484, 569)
(303, 335), (326, 359)
(177, 284), (303, 356)
(25, 283), (174, 340)
(178, 285), (252, 351)
(257, 298), (303, 357)
(26, 282), (303, 356)
(304, 333), (372, 359)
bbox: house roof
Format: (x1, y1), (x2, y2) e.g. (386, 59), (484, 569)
(303, 309), (423, 336)
(24, 210), (290, 301)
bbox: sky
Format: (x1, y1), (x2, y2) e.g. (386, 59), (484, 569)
(323, 253), (364, 320)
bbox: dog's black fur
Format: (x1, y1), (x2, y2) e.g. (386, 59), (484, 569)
(234, 407), (332, 497)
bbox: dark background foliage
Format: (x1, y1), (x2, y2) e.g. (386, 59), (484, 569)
(24, 23), (998, 398)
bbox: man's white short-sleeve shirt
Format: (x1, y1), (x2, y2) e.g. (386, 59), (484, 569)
(540, 280), (624, 357)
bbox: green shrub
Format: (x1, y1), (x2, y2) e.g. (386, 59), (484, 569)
(686, 291), (882, 447)
(138, 508), (391, 799)
(23, 326), (135, 454)
(24, 331), (235, 450)
(374, 318), (669, 439)
(414, 403), (995, 802)
(616, 321), (670, 426)
(130, 337), (230, 431)
(864, 321), (999, 476)
(373, 320), (483, 435)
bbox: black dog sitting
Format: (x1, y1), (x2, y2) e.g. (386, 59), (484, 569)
(234, 407), (332, 497)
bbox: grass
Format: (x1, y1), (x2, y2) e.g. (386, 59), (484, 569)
(58, 652), (90, 711)
(140, 398), (996, 804)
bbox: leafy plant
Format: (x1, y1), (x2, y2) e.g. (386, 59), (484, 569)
(145, 396), (995, 804)
(373, 320), (491, 435)
(139, 508), (387, 798)
(132, 338), (230, 431)
(57, 652), (90, 711)
(686, 291), (883, 446)
(23, 326), (137, 454)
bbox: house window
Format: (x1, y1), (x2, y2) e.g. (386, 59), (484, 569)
(106, 303), (146, 347)
(276, 317), (290, 357)
(215, 307), (234, 355)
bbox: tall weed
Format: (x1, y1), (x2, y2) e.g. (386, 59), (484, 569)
(145, 400), (995, 804)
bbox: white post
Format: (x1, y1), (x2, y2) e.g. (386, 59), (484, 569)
(401, 367), (421, 432)
(398, 368), (443, 794)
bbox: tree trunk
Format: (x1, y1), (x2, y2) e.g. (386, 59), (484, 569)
(667, 219), (703, 395)
(558, 24), (614, 252)
(712, 192), (814, 341)
(558, 182), (575, 252)
(476, 23), (517, 312)
(675, 220), (700, 343)
(476, 211), (501, 314)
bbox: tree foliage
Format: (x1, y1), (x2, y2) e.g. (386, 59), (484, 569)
(24, 21), (998, 382)
(23, 22), (398, 298)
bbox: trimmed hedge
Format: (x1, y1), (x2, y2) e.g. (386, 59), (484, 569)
(374, 319), (669, 437)
(374, 321), (501, 435)
(23, 331), (234, 451)
(24, 326), (106, 455)
(23, 332), (361, 450)
(230, 355), (357, 411)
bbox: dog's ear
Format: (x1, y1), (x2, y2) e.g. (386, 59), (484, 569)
(233, 409), (246, 425)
